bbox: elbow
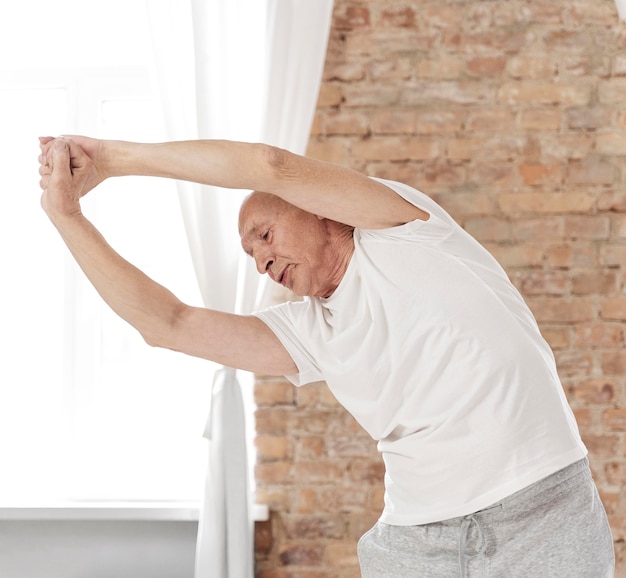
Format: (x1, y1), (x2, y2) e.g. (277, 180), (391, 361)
(259, 143), (293, 184)
(138, 302), (188, 352)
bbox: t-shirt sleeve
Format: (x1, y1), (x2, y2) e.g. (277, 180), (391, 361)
(367, 177), (456, 243)
(254, 300), (324, 387)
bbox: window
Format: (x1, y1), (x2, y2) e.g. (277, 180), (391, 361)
(0, 1), (214, 503)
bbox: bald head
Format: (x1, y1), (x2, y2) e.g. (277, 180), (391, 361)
(237, 191), (355, 297)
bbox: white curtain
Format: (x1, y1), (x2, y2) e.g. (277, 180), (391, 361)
(145, 1), (334, 577)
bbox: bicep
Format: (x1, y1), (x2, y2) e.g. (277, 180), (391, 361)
(265, 147), (429, 229)
(168, 306), (298, 376)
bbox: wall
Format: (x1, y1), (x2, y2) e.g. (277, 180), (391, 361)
(0, 521), (197, 578)
(254, 1), (626, 576)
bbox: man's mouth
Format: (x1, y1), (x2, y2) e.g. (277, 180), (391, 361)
(278, 265), (290, 286)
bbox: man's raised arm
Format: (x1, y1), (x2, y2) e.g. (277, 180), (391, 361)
(40, 136), (428, 229)
(39, 138), (297, 376)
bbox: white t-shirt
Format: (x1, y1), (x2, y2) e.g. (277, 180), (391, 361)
(254, 178), (586, 526)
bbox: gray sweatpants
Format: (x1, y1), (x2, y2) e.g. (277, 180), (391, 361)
(358, 458), (615, 577)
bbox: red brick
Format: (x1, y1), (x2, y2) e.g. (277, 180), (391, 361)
(601, 245), (626, 268)
(316, 84), (343, 108)
(278, 543), (324, 566)
(567, 158), (616, 185)
(539, 133), (594, 161)
(598, 78), (626, 104)
(296, 436), (325, 461)
(293, 462), (343, 484)
(401, 81), (495, 106)
(416, 57), (462, 80)
(601, 298), (626, 321)
(371, 110), (416, 135)
(305, 139), (348, 164)
(256, 435), (292, 461)
(465, 56), (507, 78)
(324, 111), (369, 136)
(351, 137), (439, 161)
(545, 244), (598, 269)
(519, 109), (561, 131)
(256, 462), (293, 485)
(295, 488), (318, 514)
(605, 462), (626, 487)
(466, 109), (516, 132)
(566, 106), (611, 130)
(256, 408), (292, 434)
(569, 379), (617, 405)
(554, 351), (593, 378)
(369, 56), (412, 80)
(518, 163), (564, 186)
(572, 324), (623, 349)
(325, 542), (359, 568)
(333, 5), (370, 30)
(564, 216), (611, 240)
(420, 161), (468, 189)
(342, 85), (399, 107)
(613, 215), (626, 239)
(255, 380), (295, 406)
(288, 410), (334, 436)
(323, 61), (366, 82)
(512, 217), (564, 242)
(570, 1), (616, 25)
(296, 383), (338, 409)
(255, 519), (273, 557)
(604, 409), (626, 432)
(507, 56), (556, 80)
(319, 486), (371, 513)
(486, 245), (545, 269)
(327, 435), (374, 458)
(596, 131), (626, 156)
(348, 459), (385, 483)
(602, 351), (626, 375)
(541, 327), (570, 350)
(516, 271), (568, 296)
(283, 515), (345, 540)
(582, 434), (621, 457)
(433, 192), (494, 218)
(527, 299), (595, 324)
(498, 192), (595, 214)
(416, 110), (464, 134)
(572, 272), (616, 295)
(464, 217), (511, 243)
(498, 82), (591, 107)
(417, 5), (464, 31)
(449, 31), (527, 54)
(377, 6), (417, 28)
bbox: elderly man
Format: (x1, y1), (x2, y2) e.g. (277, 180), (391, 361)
(39, 136), (614, 577)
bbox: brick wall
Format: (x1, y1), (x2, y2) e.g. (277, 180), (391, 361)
(254, 1), (626, 576)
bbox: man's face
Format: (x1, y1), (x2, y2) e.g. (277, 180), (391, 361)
(238, 193), (341, 298)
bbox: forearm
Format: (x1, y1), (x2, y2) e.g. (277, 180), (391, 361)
(103, 139), (275, 190)
(52, 212), (182, 347)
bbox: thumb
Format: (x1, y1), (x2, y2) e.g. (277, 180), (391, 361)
(66, 137), (91, 174)
(49, 138), (71, 179)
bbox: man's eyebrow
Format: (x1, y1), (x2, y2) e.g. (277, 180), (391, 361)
(241, 225), (258, 257)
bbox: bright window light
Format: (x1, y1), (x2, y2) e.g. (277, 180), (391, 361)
(0, 1), (214, 503)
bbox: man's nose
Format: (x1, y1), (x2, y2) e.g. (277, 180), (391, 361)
(254, 251), (274, 275)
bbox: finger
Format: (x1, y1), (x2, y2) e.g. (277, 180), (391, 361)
(49, 139), (71, 181)
(66, 138), (90, 170)
(39, 164), (51, 177)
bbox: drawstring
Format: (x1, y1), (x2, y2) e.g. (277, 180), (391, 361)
(459, 514), (486, 578)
